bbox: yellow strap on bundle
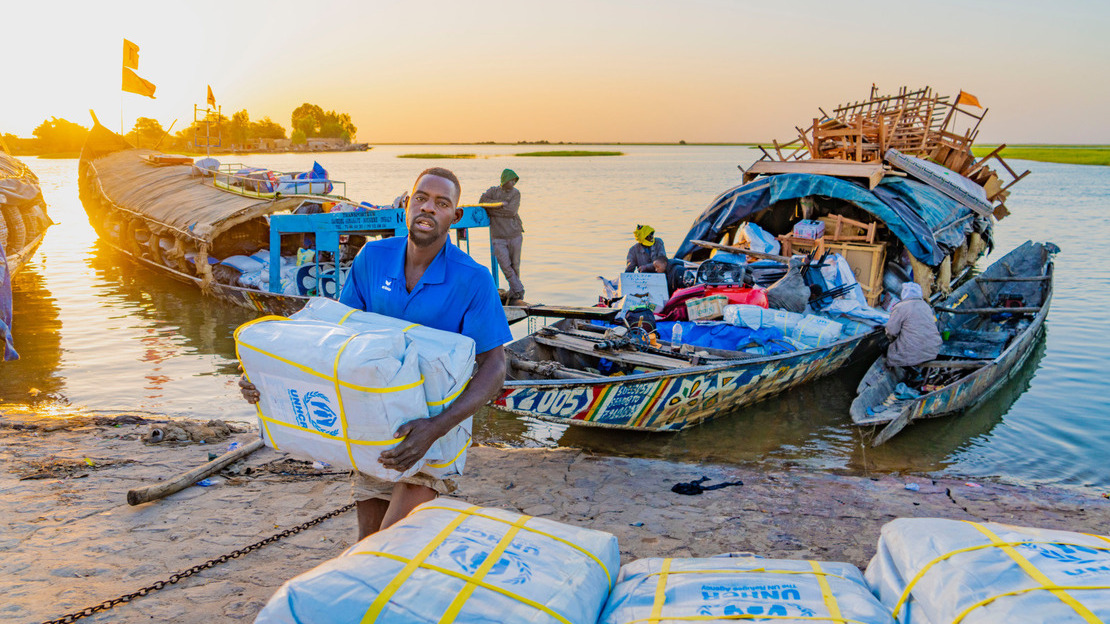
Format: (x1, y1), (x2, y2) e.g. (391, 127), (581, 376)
(890, 523), (1110, 621)
(633, 559), (863, 624)
(234, 315), (290, 449)
(964, 522), (1102, 624)
(810, 560), (844, 622)
(424, 436), (471, 469)
(411, 505), (614, 589)
(361, 507), (475, 623)
(439, 514), (534, 623)
(331, 334), (359, 470)
(234, 316), (428, 453)
(353, 550), (570, 623)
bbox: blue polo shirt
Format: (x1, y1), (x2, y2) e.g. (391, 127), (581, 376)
(339, 236), (512, 354)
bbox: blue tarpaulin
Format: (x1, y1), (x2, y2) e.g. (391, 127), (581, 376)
(675, 173), (989, 266)
(1, 241), (17, 361)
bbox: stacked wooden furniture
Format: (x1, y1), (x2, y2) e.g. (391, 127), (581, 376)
(777, 215), (886, 306)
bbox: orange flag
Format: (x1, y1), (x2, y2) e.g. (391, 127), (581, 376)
(122, 67), (156, 98)
(207, 85), (216, 107)
(956, 90), (982, 108)
(123, 39), (140, 70)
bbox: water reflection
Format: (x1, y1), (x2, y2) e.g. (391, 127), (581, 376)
(85, 241), (254, 375)
(480, 329), (1049, 477)
(1, 264), (63, 403)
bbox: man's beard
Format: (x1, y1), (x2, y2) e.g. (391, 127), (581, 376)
(408, 219), (446, 247)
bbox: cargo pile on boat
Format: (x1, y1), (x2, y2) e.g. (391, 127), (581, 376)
(0, 149), (51, 272)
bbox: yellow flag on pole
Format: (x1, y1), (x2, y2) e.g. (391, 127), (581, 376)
(123, 39), (140, 70)
(955, 90), (982, 108)
(207, 85), (216, 107)
(122, 67), (156, 98)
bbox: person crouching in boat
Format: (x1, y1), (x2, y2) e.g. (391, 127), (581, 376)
(885, 282), (942, 371)
(239, 167), (512, 540)
(626, 224), (667, 273)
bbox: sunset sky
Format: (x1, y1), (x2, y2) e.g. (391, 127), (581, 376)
(5, 0), (1108, 144)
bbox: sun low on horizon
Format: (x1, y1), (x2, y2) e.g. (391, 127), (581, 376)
(4, 0), (1109, 145)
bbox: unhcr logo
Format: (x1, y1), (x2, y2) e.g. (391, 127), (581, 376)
(302, 391), (341, 437)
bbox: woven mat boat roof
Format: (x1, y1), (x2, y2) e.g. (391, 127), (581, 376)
(86, 148), (300, 242)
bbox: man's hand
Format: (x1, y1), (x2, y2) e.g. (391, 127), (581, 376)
(238, 375), (261, 404)
(379, 418), (444, 472)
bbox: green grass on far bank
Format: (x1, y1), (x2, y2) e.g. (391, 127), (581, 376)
(397, 153), (476, 159)
(515, 150), (623, 157)
(972, 145), (1110, 167)
(35, 152), (81, 159)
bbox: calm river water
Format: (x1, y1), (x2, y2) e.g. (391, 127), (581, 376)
(4, 146), (1107, 494)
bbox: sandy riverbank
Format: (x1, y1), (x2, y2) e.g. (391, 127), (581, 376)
(3, 411), (1108, 623)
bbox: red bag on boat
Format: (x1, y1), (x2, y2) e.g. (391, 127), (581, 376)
(704, 285), (769, 308)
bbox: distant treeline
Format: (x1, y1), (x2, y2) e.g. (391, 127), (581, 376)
(3, 103), (358, 155)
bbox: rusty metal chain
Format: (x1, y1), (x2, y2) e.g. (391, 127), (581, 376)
(41, 502), (355, 624)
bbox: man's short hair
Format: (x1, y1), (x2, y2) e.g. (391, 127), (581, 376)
(416, 167), (461, 204)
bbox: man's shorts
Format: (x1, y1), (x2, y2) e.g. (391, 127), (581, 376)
(350, 470), (458, 501)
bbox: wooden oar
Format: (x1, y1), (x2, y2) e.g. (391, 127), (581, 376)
(127, 438), (264, 505)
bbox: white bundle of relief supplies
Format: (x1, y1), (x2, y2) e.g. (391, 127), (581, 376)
(599, 554), (893, 624)
(724, 304), (844, 348)
(865, 518), (1110, 624)
(235, 299), (475, 481)
(291, 298), (475, 478)
(255, 497), (621, 624)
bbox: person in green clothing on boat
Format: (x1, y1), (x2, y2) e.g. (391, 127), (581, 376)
(479, 168), (527, 305)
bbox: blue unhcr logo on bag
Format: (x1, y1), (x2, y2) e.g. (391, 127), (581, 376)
(287, 389), (340, 436)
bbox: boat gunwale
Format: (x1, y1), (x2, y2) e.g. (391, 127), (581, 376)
(850, 242), (1054, 427)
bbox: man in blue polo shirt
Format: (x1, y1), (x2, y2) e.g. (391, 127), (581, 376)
(241, 167), (511, 540)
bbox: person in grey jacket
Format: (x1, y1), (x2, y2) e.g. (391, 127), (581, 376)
(625, 224), (668, 273)
(479, 169), (525, 303)
(885, 282), (942, 367)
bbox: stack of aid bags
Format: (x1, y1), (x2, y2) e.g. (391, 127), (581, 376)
(255, 498), (620, 624)
(599, 554), (893, 623)
(866, 518), (1110, 623)
(235, 298), (474, 480)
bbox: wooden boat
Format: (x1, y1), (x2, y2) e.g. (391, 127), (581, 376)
(850, 240), (1056, 445)
(78, 119), (525, 323)
(1, 145), (52, 361)
(1, 148), (51, 276)
(494, 314), (883, 431)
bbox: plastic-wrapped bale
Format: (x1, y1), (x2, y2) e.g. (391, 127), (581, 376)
(235, 316), (429, 480)
(865, 518), (1110, 624)
(599, 554), (894, 624)
(291, 298), (476, 479)
(255, 497), (620, 624)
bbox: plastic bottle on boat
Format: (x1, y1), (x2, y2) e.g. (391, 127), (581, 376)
(671, 323), (683, 352)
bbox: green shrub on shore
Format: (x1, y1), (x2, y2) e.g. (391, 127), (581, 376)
(397, 153), (476, 159)
(972, 145), (1110, 166)
(515, 150), (623, 157)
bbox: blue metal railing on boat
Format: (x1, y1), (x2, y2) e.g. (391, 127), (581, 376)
(267, 206), (497, 297)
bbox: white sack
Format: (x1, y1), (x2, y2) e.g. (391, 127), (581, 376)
(292, 298), (476, 478)
(236, 317), (429, 480)
(600, 555), (893, 623)
(865, 518), (1110, 624)
(256, 497), (621, 624)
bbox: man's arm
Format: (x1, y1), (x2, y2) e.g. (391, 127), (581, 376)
(378, 345), (507, 472)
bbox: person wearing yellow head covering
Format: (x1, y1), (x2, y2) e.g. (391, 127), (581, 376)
(480, 168), (526, 304)
(626, 224), (668, 273)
